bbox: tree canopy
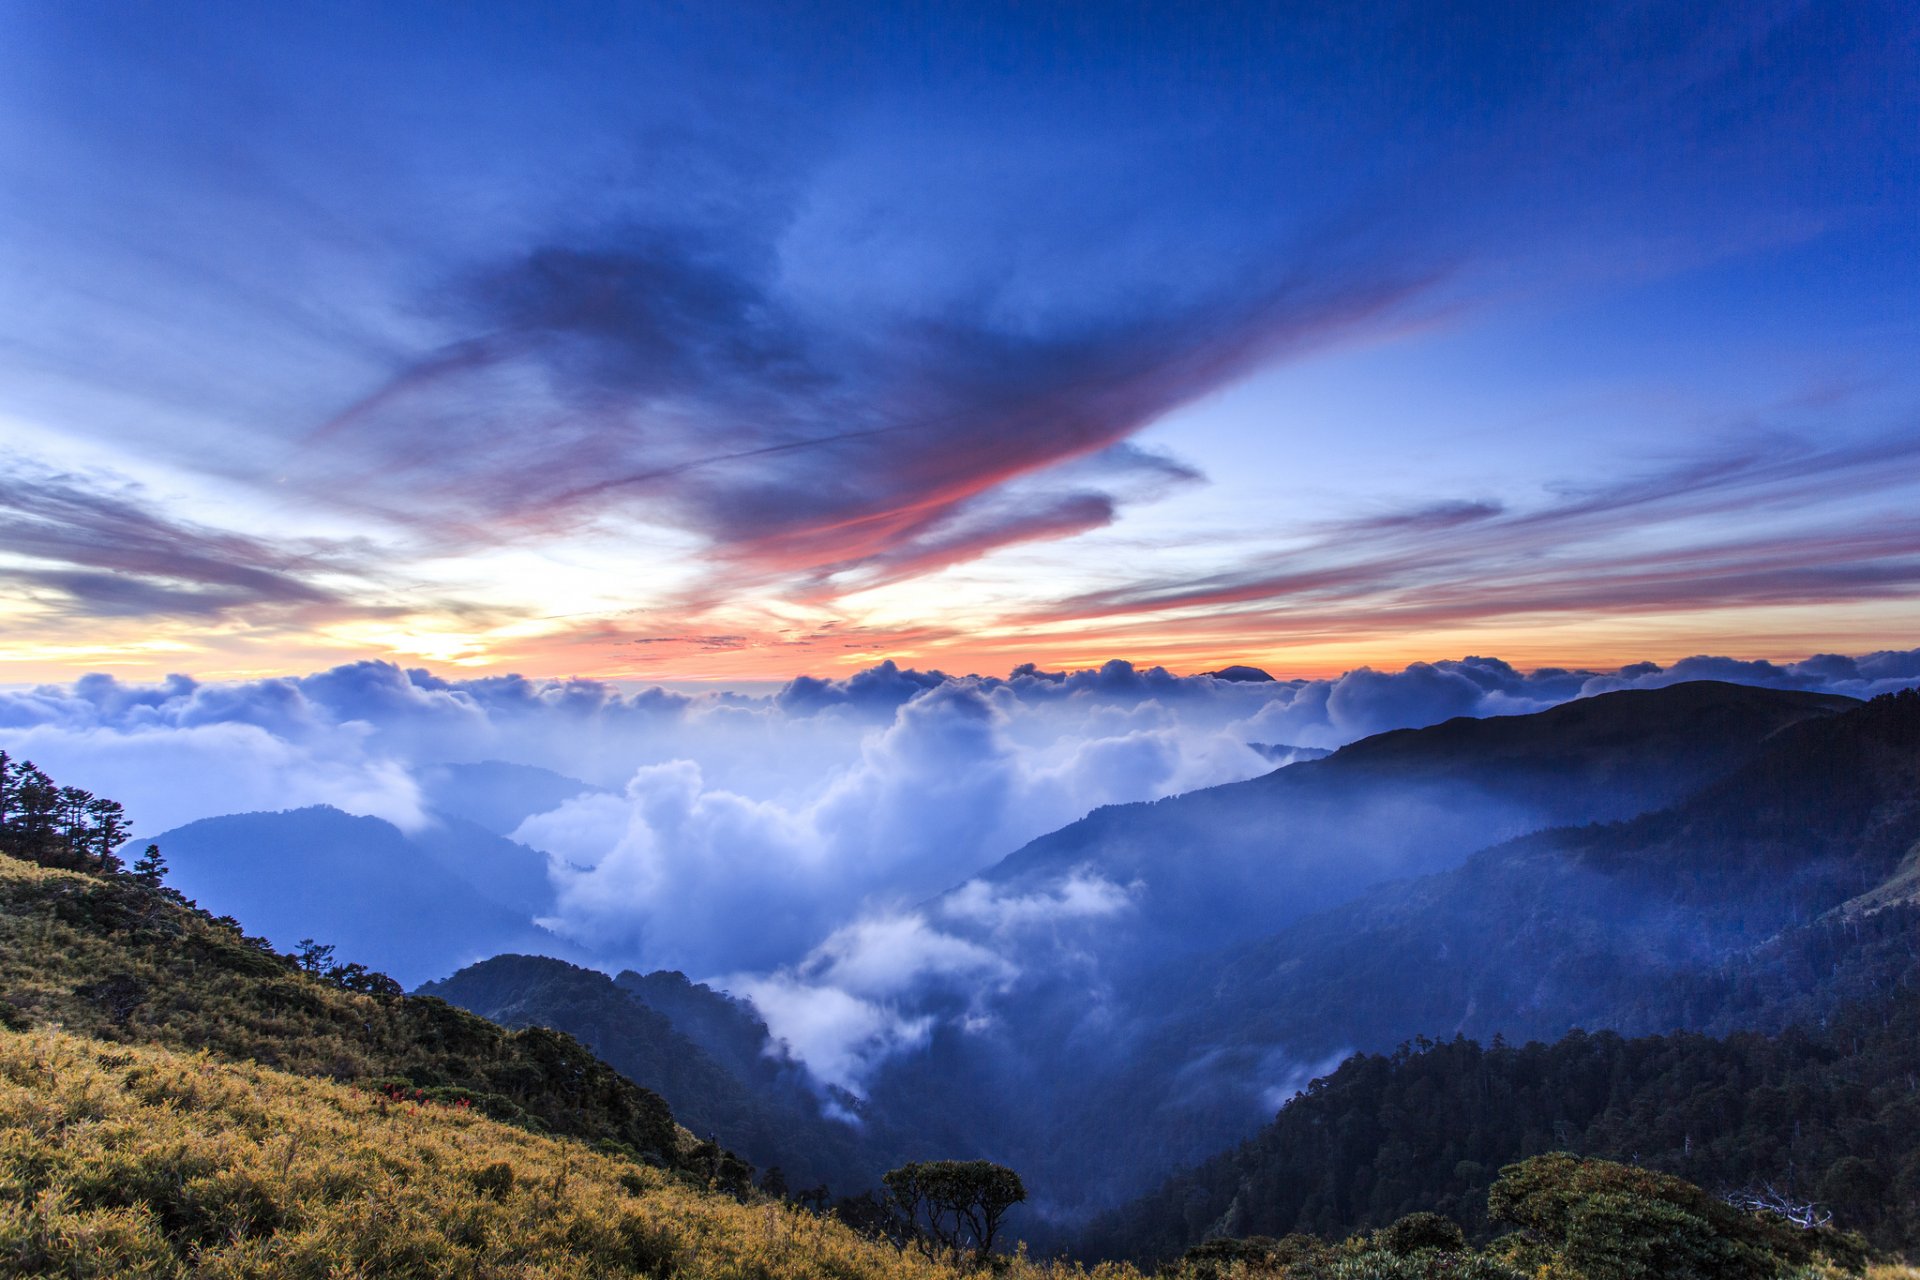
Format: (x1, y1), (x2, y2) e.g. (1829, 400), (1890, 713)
(884, 1159), (1027, 1263)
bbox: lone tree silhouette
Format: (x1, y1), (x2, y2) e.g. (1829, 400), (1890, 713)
(882, 1159), (1025, 1264)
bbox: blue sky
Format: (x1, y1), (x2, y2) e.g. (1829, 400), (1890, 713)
(1, 0), (1915, 679)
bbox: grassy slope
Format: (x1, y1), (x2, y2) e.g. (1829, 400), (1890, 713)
(0, 856), (694, 1172)
(9, 1025), (1906, 1280)
(0, 1025), (1144, 1280)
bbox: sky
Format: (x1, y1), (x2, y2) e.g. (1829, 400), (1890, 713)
(1, 0), (1917, 684)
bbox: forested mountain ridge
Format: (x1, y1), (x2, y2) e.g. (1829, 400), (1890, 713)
(1082, 903), (1920, 1263)
(421, 954), (899, 1196)
(1017, 689), (1920, 1218)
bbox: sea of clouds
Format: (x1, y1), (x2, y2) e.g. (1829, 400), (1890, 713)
(4, 647), (1917, 1092)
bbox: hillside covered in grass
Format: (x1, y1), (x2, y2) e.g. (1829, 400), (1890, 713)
(420, 953), (899, 1199)
(5, 740), (1918, 1278)
(0, 812), (733, 1185)
(0, 1026), (1056, 1279)
(8, 1025), (1904, 1280)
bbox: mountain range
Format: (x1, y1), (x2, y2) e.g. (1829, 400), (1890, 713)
(418, 681), (1920, 1237)
(3, 682), (1918, 1274)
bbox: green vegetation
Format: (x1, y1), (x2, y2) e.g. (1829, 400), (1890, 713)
(1085, 953), (1920, 1263)
(0, 1026), (1122, 1279)
(422, 953), (894, 1198)
(1486, 1153), (1863, 1280)
(884, 1160), (1029, 1263)
(0, 754), (731, 1180)
(0, 752), (131, 875)
(4, 1027), (1895, 1280)
(6, 732), (1918, 1279)
(1167, 1153), (1886, 1280)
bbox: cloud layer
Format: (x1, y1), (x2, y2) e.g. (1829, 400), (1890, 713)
(8, 648), (1916, 851)
(6, 646), (1918, 1095)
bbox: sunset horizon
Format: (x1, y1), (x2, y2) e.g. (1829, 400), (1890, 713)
(4, 4), (1916, 689)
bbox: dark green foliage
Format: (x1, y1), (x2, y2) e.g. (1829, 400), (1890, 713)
(295, 938), (337, 974)
(0, 751), (132, 874)
(1084, 948), (1920, 1261)
(131, 841), (167, 884)
(471, 1160), (516, 1198)
(682, 1136), (757, 1198)
(1173, 1156), (1871, 1280)
(1487, 1153), (1863, 1279)
(885, 1160), (1028, 1262)
(1173, 1234), (1332, 1279)
(1377, 1212), (1468, 1256)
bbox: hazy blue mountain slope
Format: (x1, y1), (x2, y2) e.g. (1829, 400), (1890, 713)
(954, 682), (1856, 970)
(147, 805), (571, 985)
(414, 759), (606, 837)
(1148, 686), (1920, 1061)
(1025, 689), (1920, 1218)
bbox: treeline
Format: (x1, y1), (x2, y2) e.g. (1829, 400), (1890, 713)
(0, 749), (399, 996)
(1083, 929), (1920, 1263)
(0, 749), (137, 873)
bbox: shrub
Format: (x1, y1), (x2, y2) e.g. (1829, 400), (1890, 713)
(1376, 1213), (1469, 1257)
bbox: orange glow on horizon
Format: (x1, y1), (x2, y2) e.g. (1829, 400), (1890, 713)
(4, 597), (1914, 688)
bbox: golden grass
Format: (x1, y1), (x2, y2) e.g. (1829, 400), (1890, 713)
(0, 855), (697, 1167)
(0, 1026), (1146, 1280)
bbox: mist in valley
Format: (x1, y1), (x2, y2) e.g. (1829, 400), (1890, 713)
(5, 647), (1918, 1225)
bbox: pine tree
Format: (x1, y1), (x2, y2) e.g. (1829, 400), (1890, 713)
(132, 843), (168, 885)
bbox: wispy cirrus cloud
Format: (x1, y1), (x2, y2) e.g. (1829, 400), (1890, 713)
(0, 459), (365, 620)
(0, 1), (1913, 680)
(300, 223), (1444, 598)
(1016, 430), (1920, 639)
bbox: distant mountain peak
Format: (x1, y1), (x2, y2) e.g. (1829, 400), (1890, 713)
(1203, 665), (1276, 682)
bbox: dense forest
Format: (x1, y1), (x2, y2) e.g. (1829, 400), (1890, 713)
(1084, 929), (1920, 1261)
